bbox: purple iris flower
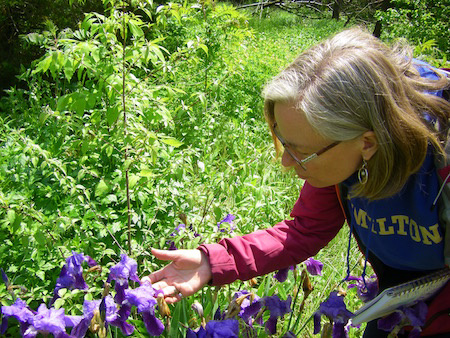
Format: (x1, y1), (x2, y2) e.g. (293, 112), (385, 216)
(64, 315), (83, 328)
(305, 257), (323, 276)
(168, 241), (178, 250)
(213, 307), (224, 321)
(171, 224), (186, 236)
(186, 326), (207, 337)
(107, 254), (140, 304)
(71, 295), (134, 337)
(283, 331), (297, 338)
(274, 268), (289, 283)
(108, 254), (140, 284)
(217, 214), (236, 233)
(31, 304), (67, 336)
(274, 265), (296, 283)
(51, 252), (97, 305)
(1, 300), (80, 338)
(124, 283), (164, 336)
(232, 291), (262, 324)
(168, 224), (202, 249)
(347, 275), (378, 303)
(1, 298), (35, 335)
(313, 292), (353, 338)
(1, 268), (9, 287)
(205, 319), (239, 337)
(125, 284), (157, 312)
(263, 295), (292, 334)
(141, 312), (165, 337)
(378, 301), (427, 336)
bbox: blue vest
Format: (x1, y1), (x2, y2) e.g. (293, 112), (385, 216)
(342, 60), (447, 271)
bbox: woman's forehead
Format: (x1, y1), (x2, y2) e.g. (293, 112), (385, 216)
(273, 102), (325, 149)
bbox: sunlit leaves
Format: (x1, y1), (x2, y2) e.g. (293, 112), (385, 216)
(106, 105), (121, 126)
(95, 179), (110, 197)
(160, 137), (183, 147)
(377, 0), (450, 63)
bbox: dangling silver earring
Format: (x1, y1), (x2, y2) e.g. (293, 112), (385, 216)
(358, 159), (368, 185)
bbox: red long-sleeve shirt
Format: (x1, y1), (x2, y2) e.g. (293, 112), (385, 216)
(198, 182), (345, 286)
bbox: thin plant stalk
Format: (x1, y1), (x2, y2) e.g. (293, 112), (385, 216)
(285, 269), (304, 333)
(121, 4), (132, 256)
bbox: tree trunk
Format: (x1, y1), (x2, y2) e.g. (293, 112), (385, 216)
(332, 0), (342, 20)
(373, 0), (391, 37)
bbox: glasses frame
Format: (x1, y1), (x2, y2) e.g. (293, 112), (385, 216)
(272, 122), (340, 170)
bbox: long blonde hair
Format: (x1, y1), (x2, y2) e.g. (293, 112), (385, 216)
(263, 27), (450, 200)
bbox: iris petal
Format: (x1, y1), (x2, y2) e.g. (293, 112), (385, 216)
(305, 257), (323, 276)
(142, 311), (164, 336)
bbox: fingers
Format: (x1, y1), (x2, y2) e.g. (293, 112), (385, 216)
(142, 274), (182, 298)
(151, 247), (179, 261)
(152, 282), (184, 304)
(141, 275), (151, 284)
(157, 284), (179, 297)
(164, 294), (182, 304)
(144, 267), (167, 285)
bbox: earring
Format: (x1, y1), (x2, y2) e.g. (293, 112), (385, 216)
(358, 159), (368, 185)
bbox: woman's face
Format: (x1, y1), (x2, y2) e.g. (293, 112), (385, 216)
(274, 102), (365, 188)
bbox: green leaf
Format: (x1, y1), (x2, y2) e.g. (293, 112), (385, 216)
(129, 174), (140, 189)
(36, 270), (46, 281)
(64, 59), (75, 81)
(12, 214), (22, 234)
(33, 55), (53, 75)
(198, 43), (209, 55)
(38, 110), (51, 126)
(123, 159), (133, 171)
(161, 137), (183, 147)
(103, 248), (116, 256)
(150, 44), (165, 63)
(105, 145), (114, 157)
(128, 20), (144, 38)
(277, 282), (287, 300)
(56, 294), (67, 306)
(72, 94), (86, 116)
(139, 169), (154, 177)
(57, 95), (71, 112)
(34, 231), (47, 246)
(107, 106), (121, 126)
(7, 210), (16, 225)
(169, 299), (183, 336)
(86, 93), (97, 110)
(104, 194), (118, 204)
(81, 140), (90, 155)
(95, 179), (109, 197)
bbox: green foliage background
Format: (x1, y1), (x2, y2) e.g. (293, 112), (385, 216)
(0, 0), (447, 336)
(377, 0), (450, 63)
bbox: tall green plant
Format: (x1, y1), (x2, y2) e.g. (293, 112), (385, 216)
(0, 0), (255, 290)
(0, 0), (186, 279)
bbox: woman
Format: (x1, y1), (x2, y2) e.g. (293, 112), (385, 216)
(143, 27), (450, 336)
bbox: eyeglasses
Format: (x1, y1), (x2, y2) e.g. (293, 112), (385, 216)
(272, 122), (340, 170)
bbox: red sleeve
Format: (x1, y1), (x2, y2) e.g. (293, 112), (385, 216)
(198, 182), (346, 285)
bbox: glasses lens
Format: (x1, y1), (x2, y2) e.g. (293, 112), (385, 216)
(273, 124), (307, 170)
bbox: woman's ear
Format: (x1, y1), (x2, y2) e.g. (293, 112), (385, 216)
(360, 131), (378, 161)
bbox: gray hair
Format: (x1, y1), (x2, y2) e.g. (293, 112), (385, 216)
(263, 27), (450, 200)
(262, 27), (413, 142)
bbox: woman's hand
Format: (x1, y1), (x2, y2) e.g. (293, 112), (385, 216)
(142, 248), (212, 304)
